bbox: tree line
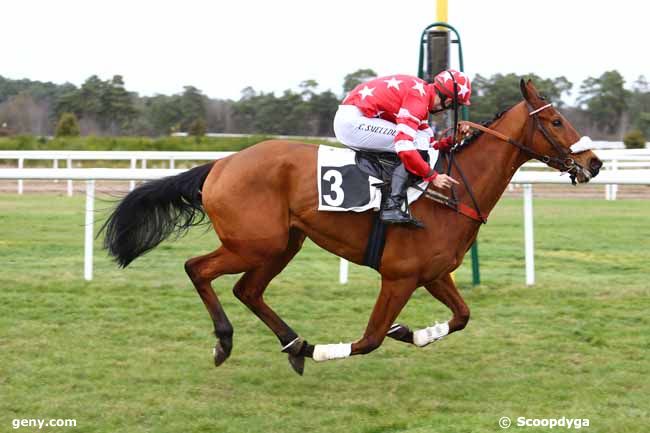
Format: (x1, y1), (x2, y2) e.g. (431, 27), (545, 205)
(0, 69), (648, 144)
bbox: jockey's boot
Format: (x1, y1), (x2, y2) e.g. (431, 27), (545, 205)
(380, 163), (424, 228)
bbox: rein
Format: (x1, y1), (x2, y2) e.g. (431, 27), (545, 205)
(421, 102), (585, 223)
(420, 72), (489, 224)
(459, 104), (584, 183)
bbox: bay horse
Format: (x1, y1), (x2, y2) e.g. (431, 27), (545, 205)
(102, 80), (602, 375)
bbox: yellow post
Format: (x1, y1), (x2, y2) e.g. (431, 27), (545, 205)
(437, 0), (453, 282)
(436, 0), (448, 23)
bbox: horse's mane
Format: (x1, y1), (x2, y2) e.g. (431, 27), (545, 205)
(456, 104), (516, 150)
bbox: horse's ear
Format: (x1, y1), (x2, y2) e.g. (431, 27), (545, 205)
(520, 78), (530, 101)
(521, 78), (543, 104)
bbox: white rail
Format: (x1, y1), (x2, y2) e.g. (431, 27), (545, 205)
(520, 148), (650, 201)
(0, 150), (235, 159)
(4, 148), (649, 200)
(5, 167), (649, 184)
(0, 151), (234, 195)
(2, 167), (650, 286)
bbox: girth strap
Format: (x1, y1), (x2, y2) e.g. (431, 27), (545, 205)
(447, 150), (487, 224)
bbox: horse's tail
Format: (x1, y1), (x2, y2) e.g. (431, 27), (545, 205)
(101, 162), (215, 268)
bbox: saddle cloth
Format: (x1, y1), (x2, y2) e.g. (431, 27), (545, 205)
(317, 145), (439, 212)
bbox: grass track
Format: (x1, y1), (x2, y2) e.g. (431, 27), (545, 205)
(1, 194), (649, 433)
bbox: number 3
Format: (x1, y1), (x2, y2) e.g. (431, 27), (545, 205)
(323, 169), (344, 206)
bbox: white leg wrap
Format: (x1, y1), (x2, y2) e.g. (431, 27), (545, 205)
(413, 322), (449, 347)
(312, 343), (352, 362)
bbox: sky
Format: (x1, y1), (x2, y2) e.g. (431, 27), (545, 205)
(2, 0), (648, 102)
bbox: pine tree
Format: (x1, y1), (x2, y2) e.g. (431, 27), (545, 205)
(55, 112), (80, 137)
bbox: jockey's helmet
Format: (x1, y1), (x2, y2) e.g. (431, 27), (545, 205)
(433, 69), (472, 107)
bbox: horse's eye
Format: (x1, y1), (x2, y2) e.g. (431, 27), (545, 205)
(552, 119), (562, 127)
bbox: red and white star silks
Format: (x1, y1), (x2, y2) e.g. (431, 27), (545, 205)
(340, 74), (437, 180)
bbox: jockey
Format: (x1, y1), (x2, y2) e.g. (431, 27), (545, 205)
(333, 69), (472, 226)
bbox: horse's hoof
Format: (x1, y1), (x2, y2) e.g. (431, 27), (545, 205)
(213, 344), (229, 367)
(288, 354), (305, 376)
(281, 337), (311, 375)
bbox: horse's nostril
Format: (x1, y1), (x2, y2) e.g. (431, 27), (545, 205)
(590, 158), (603, 171)
(590, 158), (602, 176)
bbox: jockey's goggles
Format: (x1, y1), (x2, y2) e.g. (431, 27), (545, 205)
(430, 89), (455, 114)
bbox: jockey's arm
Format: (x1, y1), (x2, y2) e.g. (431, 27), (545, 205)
(398, 149), (437, 181)
(394, 107), (437, 181)
(394, 115), (458, 188)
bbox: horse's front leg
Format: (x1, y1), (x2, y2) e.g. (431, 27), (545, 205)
(310, 277), (416, 362)
(387, 273), (470, 347)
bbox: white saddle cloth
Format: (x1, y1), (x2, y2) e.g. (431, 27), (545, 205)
(316, 145), (439, 212)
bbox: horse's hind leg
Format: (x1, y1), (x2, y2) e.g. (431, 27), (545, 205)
(387, 273), (470, 347)
(185, 246), (252, 366)
(232, 229), (314, 375)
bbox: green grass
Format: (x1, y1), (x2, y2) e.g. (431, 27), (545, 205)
(1, 194), (648, 433)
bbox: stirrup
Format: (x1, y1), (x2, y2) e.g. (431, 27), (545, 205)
(380, 208), (425, 228)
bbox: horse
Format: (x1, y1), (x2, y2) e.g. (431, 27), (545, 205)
(102, 79), (603, 375)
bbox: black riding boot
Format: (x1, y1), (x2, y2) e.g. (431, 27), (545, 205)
(380, 163), (424, 227)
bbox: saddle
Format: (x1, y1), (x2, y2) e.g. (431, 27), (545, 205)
(353, 150), (432, 271)
(354, 150), (431, 185)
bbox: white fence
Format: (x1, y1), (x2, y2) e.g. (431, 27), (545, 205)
(0, 151), (234, 194)
(1, 166), (650, 286)
(520, 148), (650, 200)
(0, 169), (187, 281)
(4, 148), (650, 200)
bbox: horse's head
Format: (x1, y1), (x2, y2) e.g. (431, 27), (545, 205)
(519, 79), (602, 184)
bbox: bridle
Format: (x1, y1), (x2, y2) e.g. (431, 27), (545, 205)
(421, 101), (590, 224)
(459, 102), (586, 185)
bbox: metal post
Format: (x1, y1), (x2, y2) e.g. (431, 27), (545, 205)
(67, 158), (73, 196)
(426, 31), (450, 83)
(418, 23), (464, 81)
(418, 20), (479, 285)
(471, 241), (480, 285)
(339, 258), (349, 284)
(523, 184), (535, 286)
(84, 180), (95, 281)
(18, 158), (24, 194)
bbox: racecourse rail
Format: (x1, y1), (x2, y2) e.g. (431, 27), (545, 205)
(0, 150), (234, 195)
(2, 147), (649, 200)
(2, 165), (650, 286)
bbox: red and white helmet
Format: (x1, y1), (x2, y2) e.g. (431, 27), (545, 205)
(433, 69), (472, 106)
